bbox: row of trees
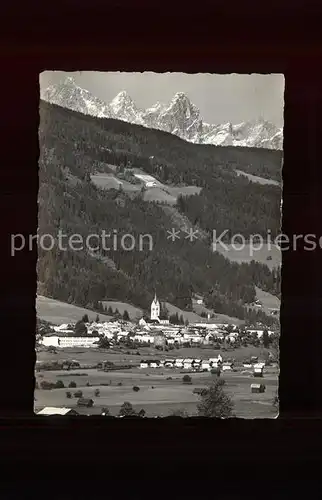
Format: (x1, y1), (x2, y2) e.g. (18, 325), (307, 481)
(169, 312), (187, 325)
(80, 307), (131, 323)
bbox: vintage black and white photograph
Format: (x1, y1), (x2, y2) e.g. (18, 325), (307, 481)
(32, 71), (283, 417)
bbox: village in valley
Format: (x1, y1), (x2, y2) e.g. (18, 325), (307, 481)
(35, 292), (280, 418)
(36, 72), (283, 418)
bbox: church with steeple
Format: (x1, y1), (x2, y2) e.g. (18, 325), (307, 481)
(149, 292), (170, 325)
(150, 292), (161, 321)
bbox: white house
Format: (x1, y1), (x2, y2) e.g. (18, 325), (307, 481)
(140, 361), (149, 369)
(247, 329), (273, 338)
(192, 323), (220, 330)
(37, 407), (78, 416)
(117, 331), (128, 340)
(201, 361), (211, 371)
(209, 357), (221, 367)
(203, 333), (214, 345)
(253, 363), (265, 376)
(159, 319), (170, 325)
(210, 354), (222, 363)
(53, 324), (74, 334)
(133, 334), (155, 344)
(133, 173), (159, 187)
(247, 329), (264, 338)
(41, 335), (100, 348)
(192, 360), (201, 371)
(254, 362), (265, 369)
(189, 335), (202, 344)
(192, 294), (204, 305)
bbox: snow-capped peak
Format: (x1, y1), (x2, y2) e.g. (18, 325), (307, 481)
(41, 80), (283, 150)
(111, 90), (134, 107)
(41, 76), (111, 118)
(150, 91), (202, 141)
(64, 76), (77, 86)
(110, 90), (142, 124)
(172, 91), (190, 102)
(168, 92), (196, 113)
(146, 101), (164, 112)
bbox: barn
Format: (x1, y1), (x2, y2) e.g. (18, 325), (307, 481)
(77, 398), (94, 408)
(251, 384), (266, 393)
(253, 363), (265, 377)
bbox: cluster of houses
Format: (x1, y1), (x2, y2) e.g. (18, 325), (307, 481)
(40, 319), (275, 349)
(139, 356), (267, 375)
(39, 294), (276, 349)
(39, 320), (275, 349)
(140, 355), (224, 371)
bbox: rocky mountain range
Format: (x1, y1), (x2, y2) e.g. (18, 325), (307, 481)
(41, 76), (283, 150)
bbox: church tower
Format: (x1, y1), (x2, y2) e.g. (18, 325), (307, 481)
(150, 292), (160, 321)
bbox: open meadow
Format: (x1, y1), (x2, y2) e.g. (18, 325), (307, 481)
(37, 295), (113, 325)
(35, 345), (278, 418)
(36, 345), (275, 366)
(255, 287), (280, 309)
(215, 243), (281, 271)
(235, 169), (281, 187)
(90, 172), (202, 206)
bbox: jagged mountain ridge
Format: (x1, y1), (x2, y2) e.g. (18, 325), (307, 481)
(41, 76), (283, 150)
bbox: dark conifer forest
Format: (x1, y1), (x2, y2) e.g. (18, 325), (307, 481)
(38, 100), (282, 324)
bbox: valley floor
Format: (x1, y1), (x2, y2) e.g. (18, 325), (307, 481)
(35, 346), (278, 419)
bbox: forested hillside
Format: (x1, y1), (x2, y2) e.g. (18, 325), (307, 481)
(38, 101), (281, 324)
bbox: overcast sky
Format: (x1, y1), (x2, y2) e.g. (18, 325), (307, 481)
(40, 72), (284, 127)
